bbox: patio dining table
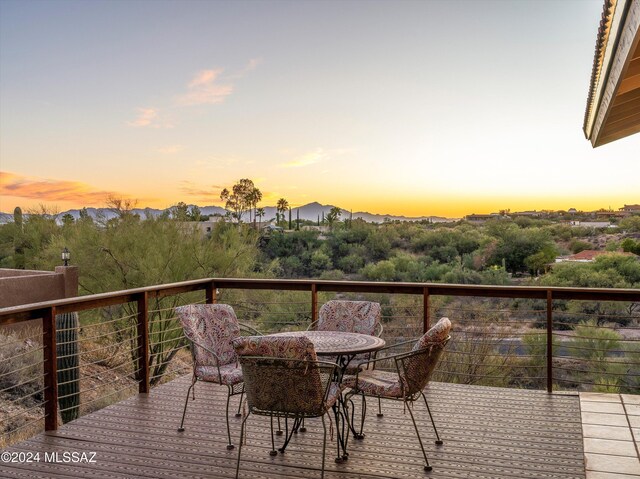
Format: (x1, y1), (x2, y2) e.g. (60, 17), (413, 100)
(270, 330), (385, 375)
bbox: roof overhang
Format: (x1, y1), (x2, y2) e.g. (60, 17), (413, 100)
(584, 0), (640, 147)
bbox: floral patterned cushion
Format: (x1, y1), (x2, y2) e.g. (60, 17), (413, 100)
(233, 336), (335, 415)
(318, 300), (381, 335)
(195, 363), (243, 386)
(344, 356), (374, 374)
(232, 335), (318, 361)
(412, 317), (451, 351)
(342, 370), (403, 398)
(175, 304), (240, 367)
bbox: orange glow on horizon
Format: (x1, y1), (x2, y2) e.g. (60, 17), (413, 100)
(1, 189), (636, 219)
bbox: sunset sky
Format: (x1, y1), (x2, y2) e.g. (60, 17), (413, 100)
(0, 0), (638, 218)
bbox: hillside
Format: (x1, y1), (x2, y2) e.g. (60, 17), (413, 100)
(0, 202), (453, 225)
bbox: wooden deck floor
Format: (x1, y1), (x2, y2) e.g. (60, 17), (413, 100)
(2, 376), (586, 479)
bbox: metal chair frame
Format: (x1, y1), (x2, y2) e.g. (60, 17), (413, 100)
(344, 337), (450, 471)
(235, 356), (345, 479)
(178, 322), (262, 450)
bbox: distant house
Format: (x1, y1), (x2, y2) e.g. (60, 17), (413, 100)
(555, 250), (637, 263)
(595, 209), (627, 219)
(620, 204), (640, 214)
(569, 221), (613, 228)
(179, 218), (227, 237)
(556, 250), (609, 263)
(301, 225), (329, 233)
(513, 210), (542, 218)
(465, 213), (502, 224)
(262, 224), (284, 233)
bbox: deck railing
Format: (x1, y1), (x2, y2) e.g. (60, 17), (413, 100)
(0, 278), (638, 443)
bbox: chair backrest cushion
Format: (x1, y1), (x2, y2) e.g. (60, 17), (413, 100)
(233, 336), (327, 416)
(317, 300), (381, 335)
(175, 304), (240, 367)
(401, 317), (451, 396)
(412, 317), (451, 351)
(233, 335), (317, 362)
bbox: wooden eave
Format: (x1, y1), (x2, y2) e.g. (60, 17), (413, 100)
(584, 0), (640, 147)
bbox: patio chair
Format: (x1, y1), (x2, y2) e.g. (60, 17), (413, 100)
(308, 300), (383, 372)
(175, 303), (262, 450)
(308, 300), (384, 418)
(232, 335), (345, 479)
(343, 317), (451, 471)
(310, 299), (382, 336)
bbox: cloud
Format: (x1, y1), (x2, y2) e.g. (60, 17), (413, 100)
(245, 58), (262, 72)
(237, 58), (263, 77)
(157, 144), (184, 154)
(178, 181), (224, 203)
(0, 171), (137, 205)
(280, 148), (327, 168)
(127, 107), (173, 128)
(227, 58), (263, 80)
(127, 108), (157, 127)
(176, 69), (233, 106)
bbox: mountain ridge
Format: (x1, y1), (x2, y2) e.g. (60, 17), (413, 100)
(0, 202), (455, 224)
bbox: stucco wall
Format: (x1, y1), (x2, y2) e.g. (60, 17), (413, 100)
(0, 266), (78, 308)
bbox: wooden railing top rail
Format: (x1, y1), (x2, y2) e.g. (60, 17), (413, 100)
(1, 277), (639, 326)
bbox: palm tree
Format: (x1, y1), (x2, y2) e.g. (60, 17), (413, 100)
(256, 207), (265, 227)
(248, 187), (263, 226)
(276, 198), (289, 227)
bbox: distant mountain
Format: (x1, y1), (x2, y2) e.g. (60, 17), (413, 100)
(287, 202), (451, 224)
(198, 205), (229, 217)
(0, 202), (454, 225)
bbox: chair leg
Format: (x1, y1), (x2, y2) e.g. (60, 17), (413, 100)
(332, 405), (344, 463)
(278, 417), (298, 453)
(405, 399), (432, 471)
(421, 392), (443, 445)
(236, 390), (244, 418)
(276, 416), (283, 436)
(320, 415), (327, 479)
(355, 393), (366, 439)
(269, 415), (277, 456)
(377, 396), (384, 418)
(178, 375), (197, 432)
(344, 391), (365, 440)
(339, 395), (350, 459)
(235, 413), (250, 479)
(226, 388), (234, 450)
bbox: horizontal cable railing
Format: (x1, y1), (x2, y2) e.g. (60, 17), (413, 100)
(0, 325), (45, 449)
(0, 278), (638, 448)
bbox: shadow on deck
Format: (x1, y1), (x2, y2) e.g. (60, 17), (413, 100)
(2, 375), (585, 479)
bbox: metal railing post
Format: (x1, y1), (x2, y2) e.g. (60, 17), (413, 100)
(311, 283), (318, 328)
(137, 292), (150, 394)
(43, 306), (58, 431)
(546, 290), (553, 393)
(423, 287), (430, 333)
(206, 281), (216, 304)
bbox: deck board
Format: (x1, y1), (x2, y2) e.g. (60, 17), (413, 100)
(1, 376), (586, 478)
